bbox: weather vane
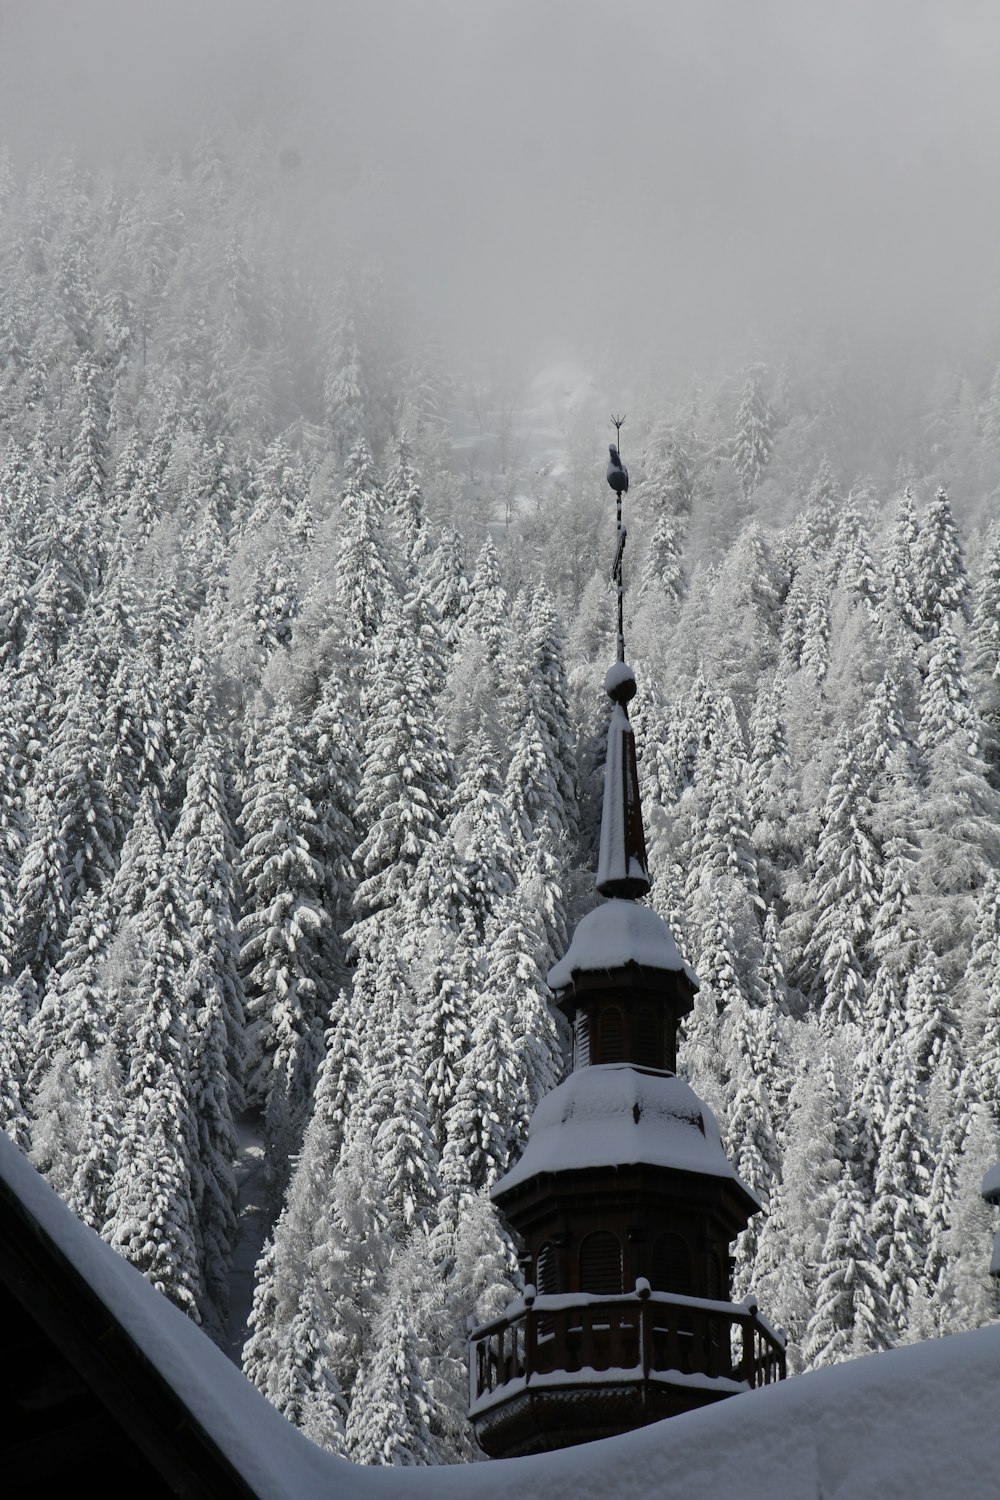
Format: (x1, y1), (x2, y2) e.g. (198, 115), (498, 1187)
(607, 414), (629, 664)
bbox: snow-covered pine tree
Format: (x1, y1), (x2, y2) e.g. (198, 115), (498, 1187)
(913, 486), (968, 640)
(885, 485), (923, 635)
(238, 698), (329, 1163)
(638, 508), (686, 606)
(105, 845), (201, 1317)
(917, 618), (979, 759)
(871, 1039), (934, 1336)
(796, 727), (880, 1009)
(732, 367), (773, 502)
(803, 1160), (890, 1368)
(351, 598), (452, 945)
(171, 736), (245, 1326)
(465, 536), (510, 666)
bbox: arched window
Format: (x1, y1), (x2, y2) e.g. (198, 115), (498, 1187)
(636, 1007), (658, 1068)
(651, 1233), (692, 1296)
(599, 1006), (624, 1064)
(579, 1231), (623, 1295)
(536, 1241), (558, 1296)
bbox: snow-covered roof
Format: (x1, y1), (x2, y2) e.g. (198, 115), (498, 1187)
(492, 1065), (757, 1204)
(4, 1133), (1000, 1497)
(0, 1132), (365, 1500)
(548, 899), (698, 991)
(981, 1162), (1000, 1203)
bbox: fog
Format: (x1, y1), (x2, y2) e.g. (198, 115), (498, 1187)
(3, 0), (1000, 378)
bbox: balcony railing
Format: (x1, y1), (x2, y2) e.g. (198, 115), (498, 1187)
(470, 1281), (786, 1413)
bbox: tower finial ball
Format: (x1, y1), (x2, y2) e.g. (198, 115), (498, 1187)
(604, 660), (637, 705)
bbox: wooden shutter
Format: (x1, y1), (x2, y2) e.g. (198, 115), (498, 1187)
(600, 1006), (624, 1063)
(636, 1007), (657, 1067)
(536, 1242), (558, 1296)
(579, 1232), (623, 1295)
(651, 1233), (692, 1295)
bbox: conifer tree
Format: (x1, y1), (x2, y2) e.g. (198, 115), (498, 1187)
(754, 1032), (842, 1366)
(335, 440), (399, 655)
(15, 793), (71, 983)
(383, 430), (428, 567)
(918, 619), (979, 758)
(803, 1162), (890, 1368)
(371, 1015), (439, 1237)
(46, 662), (116, 911)
(344, 1237), (437, 1467)
(917, 732), (1000, 965)
(413, 922), (477, 1148)
(440, 974), (522, 1201)
(449, 732), (515, 937)
(871, 1040), (934, 1334)
(886, 486), (922, 634)
(797, 728), (880, 1000)
(271, 1278), (349, 1456)
(425, 527), (470, 649)
(732, 368), (773, 501)
(352, 601), (452, 941)
(0, 675), (29, 976)
(638, 509), (686, 606)
(519, 583), (579, 840)
(486, 891), (562, 1129)
(238, 700), (329, 1157)
(905, 949), (962, 1096)
(969, 875), (1000, 1133)
(304, 668), (359, 984)
(913, 486), (968, 639)
(175, 733), (247, 1105)
(0, 977), (32, 1148)
(465, 537), (510, 666)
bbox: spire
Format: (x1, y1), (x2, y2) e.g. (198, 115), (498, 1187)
(596, 661), (650, 898)
(596, 415), (650, 900)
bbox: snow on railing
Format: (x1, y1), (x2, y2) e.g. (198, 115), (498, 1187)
(470, 1281), (786, 1410)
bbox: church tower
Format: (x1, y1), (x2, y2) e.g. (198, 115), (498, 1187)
(468, 433), (786, 1460)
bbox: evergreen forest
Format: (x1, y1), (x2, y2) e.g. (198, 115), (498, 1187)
(2, 135), (1000, 1466)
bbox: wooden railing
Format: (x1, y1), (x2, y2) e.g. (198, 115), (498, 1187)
(470, 1282), (786, 1408)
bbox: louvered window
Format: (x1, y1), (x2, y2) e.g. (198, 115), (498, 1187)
(575, 1013), (591, 1069)
(708, 1251), (724, 1300)
(536, 1242), (558, 1295)
(651, 1233), (692, 1295)
(579, 1231), (623, 1295)
(636, 1007), (658, 1068)
(599, 1006), (624, 1064)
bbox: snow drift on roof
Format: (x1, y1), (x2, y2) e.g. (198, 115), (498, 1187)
(981, 1161), (1000, 1203)
(548, 899), (697, 990)
(6, 1131), (1000, 1499)
(492, 1065), (757, 1203)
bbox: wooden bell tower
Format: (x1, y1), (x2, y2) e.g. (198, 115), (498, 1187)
(468, 432), (785, 1460)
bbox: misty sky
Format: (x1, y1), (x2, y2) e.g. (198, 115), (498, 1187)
(3, 1), (1000, 375)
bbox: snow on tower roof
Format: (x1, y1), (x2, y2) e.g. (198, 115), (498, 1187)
(548, 899), (698, 990)
(493, 1066), (755, 1203)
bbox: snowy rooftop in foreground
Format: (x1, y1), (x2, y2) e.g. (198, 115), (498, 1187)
(4, 1130), (1000, 1499)
(981, 1162), (1000, 1202)
(548, 899), (698, 991)
(492, 1066), (758, 1203)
